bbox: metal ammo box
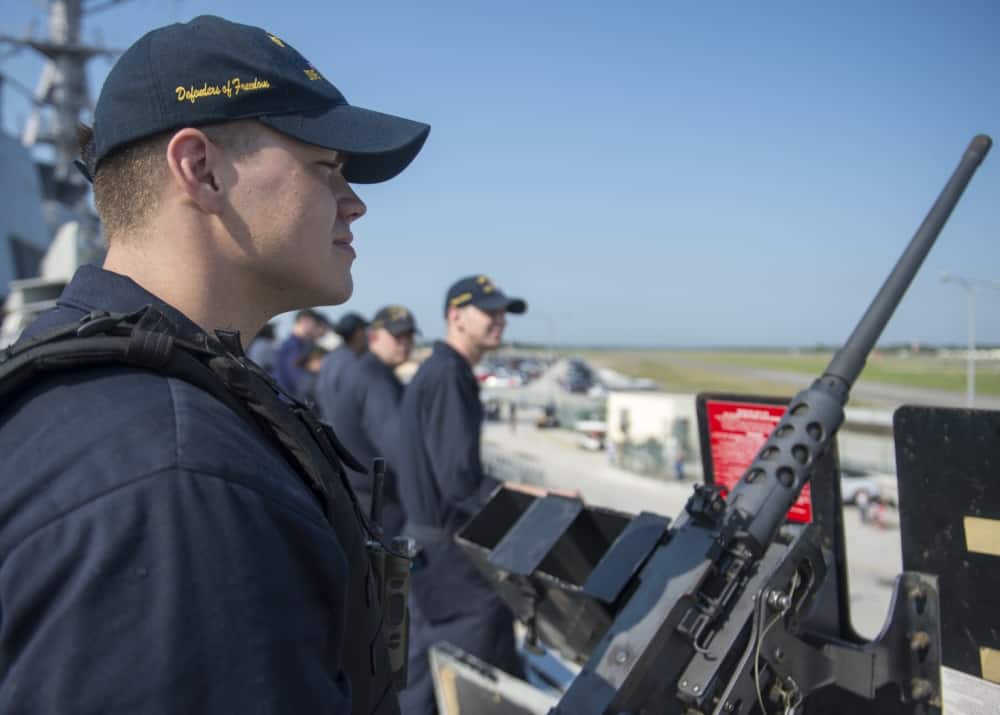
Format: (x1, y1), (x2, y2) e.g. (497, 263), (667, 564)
(456, 485), (670, 663)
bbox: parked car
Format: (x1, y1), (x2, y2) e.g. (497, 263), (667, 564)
(839, 464), (889, 506)
(574, 420), (607, 452)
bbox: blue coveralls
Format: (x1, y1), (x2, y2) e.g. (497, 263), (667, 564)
(323, 351), (407, 538)
(272, 333), (309, 394)
(315, 343), (361, 419)
(395, 341), (521, 714)
(0, 265), (399, 714)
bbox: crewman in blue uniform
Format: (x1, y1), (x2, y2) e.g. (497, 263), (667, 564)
(324, 305), (419, 537)
(273, 308), (329, 393)
(315, 311), (369, 419)
(0, 15), (429, 714)
(396, 275), (528, 714)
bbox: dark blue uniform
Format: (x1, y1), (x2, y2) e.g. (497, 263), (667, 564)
(324, 351), (406, 538)
(273, 333), (309, 394)
(315, 344), (360, 419)
(0, 265), (395, 714)
(395, 341), (520, 714)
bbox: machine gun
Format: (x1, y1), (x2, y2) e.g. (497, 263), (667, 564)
(449, 135), (992, 714)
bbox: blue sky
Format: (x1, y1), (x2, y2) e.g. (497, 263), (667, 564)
(3, 0), (999, 347)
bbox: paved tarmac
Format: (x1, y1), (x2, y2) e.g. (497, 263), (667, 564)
(482, 417), (902, 640)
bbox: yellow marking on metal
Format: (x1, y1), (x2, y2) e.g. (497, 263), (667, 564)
(964, 516), (1000, 557)
(438, 665), (461, 714)
(982, 646), (1000, 684)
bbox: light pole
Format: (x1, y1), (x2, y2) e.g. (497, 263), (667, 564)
(940, 273), (1000, 407)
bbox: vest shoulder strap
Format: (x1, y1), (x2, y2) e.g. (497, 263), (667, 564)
(0, 305), (370, 526)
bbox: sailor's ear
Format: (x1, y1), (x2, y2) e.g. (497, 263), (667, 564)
(165, 128), (226, 214)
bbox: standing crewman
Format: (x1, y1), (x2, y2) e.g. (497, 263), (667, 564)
(246, 321), (278, 373)
(273, 308), (328, 393)
(315, 311), (369, 417)
(325, 305), (419, 538)
(396, 275), (528, 714)
(294, 341), (329, 406)
(0, 15), (429, 714)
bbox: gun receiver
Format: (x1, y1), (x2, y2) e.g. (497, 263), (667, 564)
(540, 135), (991, 714)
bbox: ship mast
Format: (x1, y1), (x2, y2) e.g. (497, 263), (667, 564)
(1, 0), (126, 216)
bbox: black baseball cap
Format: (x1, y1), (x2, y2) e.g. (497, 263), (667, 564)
(295, 308), (327, 324)
(334, 312), (369, 338)
(370, 305), (420, 336)
(445, 275), (527, 316)
(83, 15), (430, 184)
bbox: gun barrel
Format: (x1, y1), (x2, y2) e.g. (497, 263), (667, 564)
(825, 134), (992, 388)
(728, 135), (991, 554)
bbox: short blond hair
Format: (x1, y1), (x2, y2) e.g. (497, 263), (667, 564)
(78, 122), (261, 243)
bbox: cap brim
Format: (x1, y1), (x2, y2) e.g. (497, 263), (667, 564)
(506, 298), (527, 314)
(388, 325), (421, 337)
(477, 294), (527, 315)
(260, 104), (430, 184)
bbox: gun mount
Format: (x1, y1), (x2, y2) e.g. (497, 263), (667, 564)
(449, 136), (992, 714)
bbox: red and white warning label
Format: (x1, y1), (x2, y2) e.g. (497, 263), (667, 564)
(704, 399), (813, 523)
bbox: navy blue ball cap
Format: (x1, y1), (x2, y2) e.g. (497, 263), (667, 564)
(445, 275), (527, 316)
(334, 312), (369, 338)
(371, 305), (420, 336)
(86, 15), (429, 184)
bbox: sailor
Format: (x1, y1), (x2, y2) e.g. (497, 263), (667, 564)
(0, 15), (428, 713)
(315, 311), (369, 419)
(246, 321), (278, 373)
(294, 340), (330, 406)
(273, 308), (329, 393)
(396, 275), (528, 714)
(324, 305), (419, 538)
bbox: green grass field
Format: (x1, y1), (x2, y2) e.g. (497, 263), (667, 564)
(575, 350), (1000, 399)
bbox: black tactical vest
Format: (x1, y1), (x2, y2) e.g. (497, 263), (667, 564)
(0, 306), (401, 715)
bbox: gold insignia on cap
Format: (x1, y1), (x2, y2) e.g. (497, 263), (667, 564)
(304, 68), (322, 81)
(174, 76), (272, 104)
(475, 275), (496, 293)
(388, 306), (409, 321)
(267, 33), (286, 48)
(450, 292), (473, 306)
